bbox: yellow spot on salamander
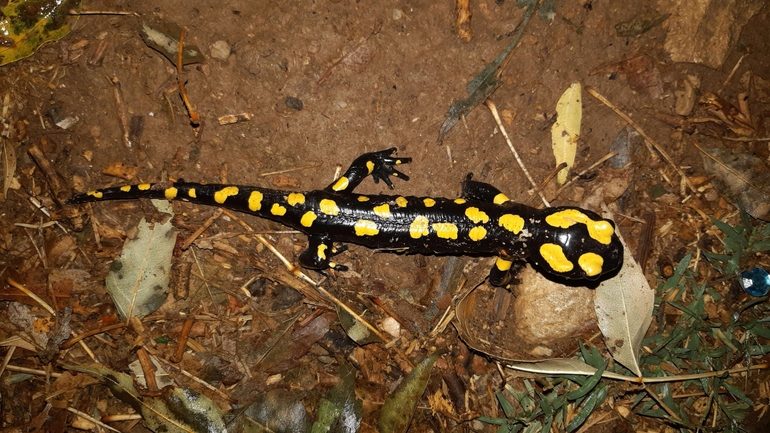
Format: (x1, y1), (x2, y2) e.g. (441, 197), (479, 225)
(499, 214), (524, 234)
(358, 196), (370, 202)
(423, 198), (436, 207)
(87, 190), (103, 199)
(578, 252), (604, 277)
(271, 203), (287, 216)
(395, 196), (408, 207)
(540, 243), (574, 273)
(248, 191), (263, 211)
(545, 209), (615, 245)
(300, 211), (317, 227)
(366, 160), (375, 174)
(165, 187), (178, 200)
(354, 219), (379, 236)
(373, 203), (391, 218)
(120, 185), (131, 192)
(410, 216), (429, 239)
(331, 176), (350, 191)
(495, 257), (512, 271)
(287, 193), (305, 206)
(319, 199), (340, 215)
(214, 186), (239, 204)
(465, 207), (489, 224)
(317, 244), (328, 260)
(493, 193), (510, 205)
(469, 226), (487, 241)
(454, 198), (467, 204)
(432, 222), (458, 240)
(138, 183), (151, 191)
(188, 188), (197, 198)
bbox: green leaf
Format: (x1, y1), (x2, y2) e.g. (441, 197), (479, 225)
(565, 361), (606, 401)
(311, 362), (362, 433)
(565, 385), (607, 432)
(660, 252), (692, 291)
(0, 0), (82, 66)
(377, 352), (440, 433)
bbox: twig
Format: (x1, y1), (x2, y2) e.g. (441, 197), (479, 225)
(107, 76), (132, 149)
(69, 9), (137, 16)
(550, 151), (619, 202)
(259, 162), (322, 177)
(176, 28), (200, 126)
(720, 54), (746, 92)
(586, 87), (697, 195)
(6, 277), (56, 316)
(485, 99), (550, 207)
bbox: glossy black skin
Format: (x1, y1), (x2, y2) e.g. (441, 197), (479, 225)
(68, 148), (624, 284)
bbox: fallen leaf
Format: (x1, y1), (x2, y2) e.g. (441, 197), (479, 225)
(551, 82), (581, 184)
(0, 0), (81, 66)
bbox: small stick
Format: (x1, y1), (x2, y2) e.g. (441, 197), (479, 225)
(550, 151), (618, 202)
(6, 277), (55, 316)
(60, 323), (126, 350)
(586, 87), (697, 195)
(69, 9), (137, 15)
(181, 208), (224, 250)
(259, 162), (322, 177)
(485, 99), (550, 207)
(176, 28), (199, 126)
(108, 76), (132, 149)
(170, 316), (194, 363)
(721, 54), (746, 92)
(136, 347), (159, 391)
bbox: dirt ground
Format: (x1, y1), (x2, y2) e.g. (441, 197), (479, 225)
(2, 0), (770, 431)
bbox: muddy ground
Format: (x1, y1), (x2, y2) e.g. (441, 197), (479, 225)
(2, 0), (770, 431)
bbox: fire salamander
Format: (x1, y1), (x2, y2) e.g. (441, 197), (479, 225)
(68, 148), (623, 285)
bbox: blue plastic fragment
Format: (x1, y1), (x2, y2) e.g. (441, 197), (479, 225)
(740, 268), (770, 297)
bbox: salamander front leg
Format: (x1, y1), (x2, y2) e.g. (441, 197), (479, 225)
(461, 173), (511, 205)
(325, 148), (412, 194)
(488, 257), (525, 287)
(299, 235), (349, 273)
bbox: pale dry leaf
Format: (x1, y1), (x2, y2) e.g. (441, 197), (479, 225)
(2, 139), (17, 199)
(551, 82), (581, 184)
(594, 231), (654, 377)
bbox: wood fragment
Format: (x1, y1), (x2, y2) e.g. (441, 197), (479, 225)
(176, 28), (200, 126)
(455, 0), (472, 42)
(107, 76), (132, 149)
(27, 144), (69, 205)
(217, 113), (253, 125)
(170, 316), (195, 363)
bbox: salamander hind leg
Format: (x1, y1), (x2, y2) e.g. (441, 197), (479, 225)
(325, 148), (411, 194)
(461, 173), (510, 205)
(298, 235), (349, 273)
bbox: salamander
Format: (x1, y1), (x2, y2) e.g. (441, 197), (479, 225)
(68, 148), (623, 285)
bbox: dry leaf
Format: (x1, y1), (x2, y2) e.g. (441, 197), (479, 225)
(551, 82), (581, 184)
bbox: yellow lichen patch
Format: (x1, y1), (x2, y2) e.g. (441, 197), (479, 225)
(300, 211), (317, 227)
(188, 188), (197, 198)
(214, 186), (239, 204)
(423, 198), (436, 207)
(287, 193), (305, 206)
(432, 222), (458, 240)
(545, 209), (614, 245)
(271, 203), (287, 216)
(373, 203), (391, 219)
(354, 219), (379, 236)
(410, 216), (429, 239)
(539, 243), (574, 273)
(248, 191), (263, 211)
(331, 176), (350, 191)
(138, 183), (151, 191)
(358, 196), (370, 202)
(319, 199), (340, 215)
(578, 252), (604, 277)
(465, 207), (489, 224)
(164, 187), (178, 200)
(495, 257), (512, 271)
(499, 214), (525, 234)
(120, 185), (131, 192)
(469, 226), (487, 241)
(493, 193), (510, 205)
(87, 190), (103, 199)
(366, 160), (375, 174)
(454, 198), (467, 204)
(395, 196), (408, 207)
(317, 244), (328, 260)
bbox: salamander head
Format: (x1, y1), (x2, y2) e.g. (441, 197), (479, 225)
(527, 207), (623, 281)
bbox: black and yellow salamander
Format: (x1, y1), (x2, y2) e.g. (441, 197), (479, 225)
(68, 148), (623, 286)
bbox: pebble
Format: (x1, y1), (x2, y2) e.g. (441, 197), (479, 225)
(210, 40), (231, 60)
